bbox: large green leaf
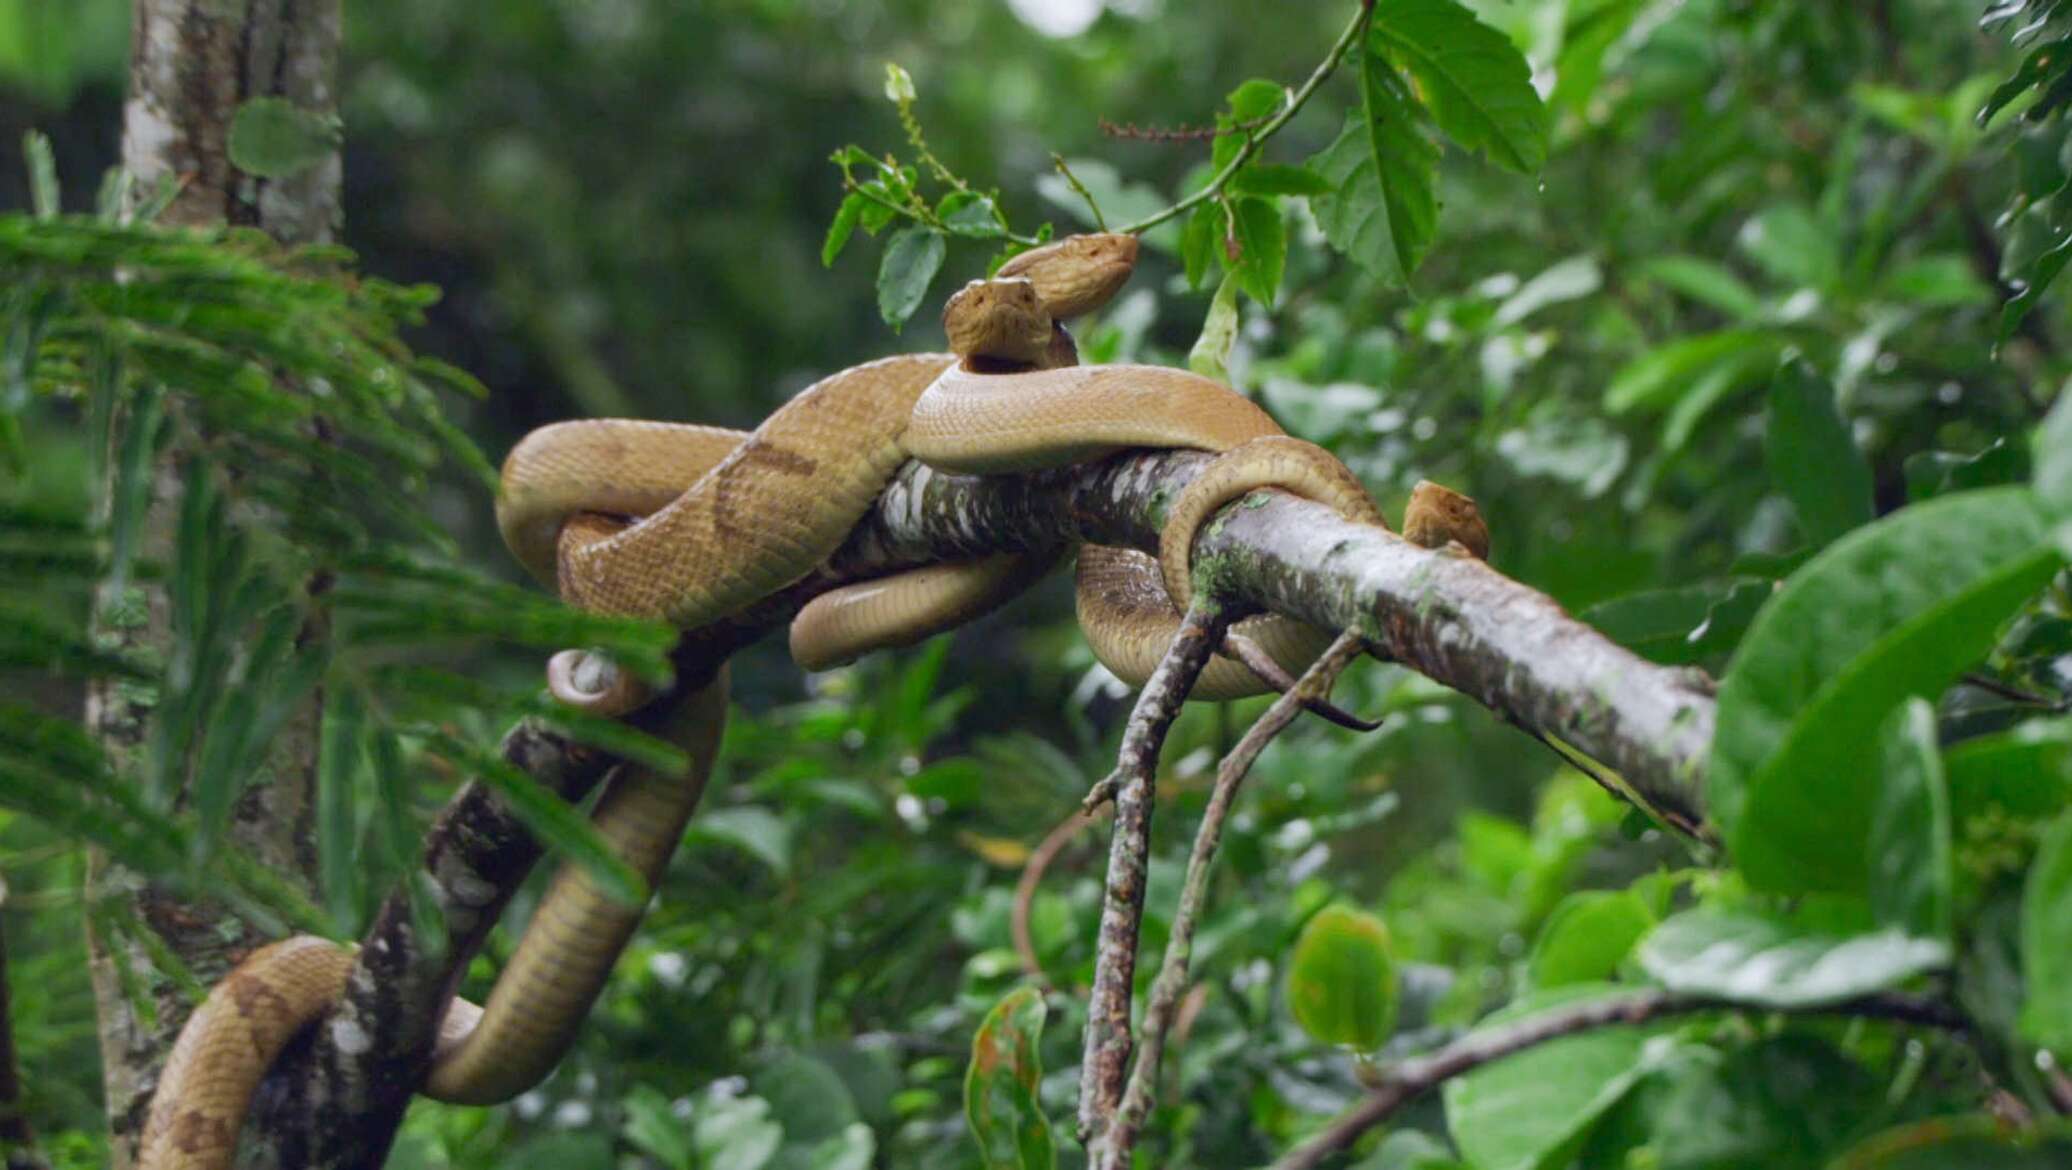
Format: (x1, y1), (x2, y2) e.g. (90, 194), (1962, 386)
(964, 986), (1055, 1170)
(1357, 37), (1440, 278)
(1638, 909), (1947, 1007)
(2020, 810), (2072, 1053)
(1766, 359), (1874, 548)
(1711, 488), (2061, 893)
(1370, 0), (1548, 173)
(1869, 700), (1953, 941)
(1443, 985), (1671, 1170)
(1310, 104), (1434, 286)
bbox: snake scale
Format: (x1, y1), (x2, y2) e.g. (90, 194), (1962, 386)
(138, 233), (1486, 1170)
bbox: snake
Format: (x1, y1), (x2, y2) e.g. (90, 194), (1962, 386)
(137, 233), (1487, 1170)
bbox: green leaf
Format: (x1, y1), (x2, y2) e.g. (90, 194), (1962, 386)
(1765, 358), (1874, 548)
(1944, 718), (2072, 825)
(1881, 254), (1993, 307)
(2021, 809), (2072, 1052)
(1604, 330), (1780, 415)
(1187, 272), (1240, 381)
(1286, 904), (1399, 1052)
(318, 686), (366, 932)
(1906, 440), (2028, 502)
(1528, 890), (1656, 989)
(622, 1085), (695, 1170)
(1356, 1131), (1464, 1170)
(1180, 202), (1218, 290)
(1229, 163), (1334, 197)
(693, 1095), (784, 1170)
(2037, 387), (2072, 520)
(1370, 0), (1548, 173)
(1579, 579), (1769, 666)
(1636, 255), (1764, 321)
(2003, 227), (2072, 345)
(226, 97), (339, 179)
(1870, 700), (1954, 941)
(1443, 985), (1668, 1170)
(1310, 107), (1434, 286)
(1637, 910), (1948, 1007)
(964, 986), (1055, 1170)
(1737, 204), (1839, 291)
(1712, 488), (2061, 893)
(1359, 43), (1441, 279)
(1492, 255), (1603, 328)
(1225, 196), (1285, 306)
(687, 806), (792, 876)
(822, 193), (865, 267)
(876, 227), (946, 331)
(1227, 77), (1285, 121)
(936, 190), (1002, 238)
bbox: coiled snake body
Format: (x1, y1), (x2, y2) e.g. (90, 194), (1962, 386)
(139, 234), (1483, 1170)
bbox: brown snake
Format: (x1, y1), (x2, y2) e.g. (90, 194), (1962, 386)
(138, 234), (1486, 1170)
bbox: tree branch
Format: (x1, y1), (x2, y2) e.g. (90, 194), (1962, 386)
(820, 450), (1714, 833)
(252, 664), (721, 1170)
(1100, 631), (1369, 1169)
(1267, 990), (1968, 1170)
(1077, 601), (1230, 1143)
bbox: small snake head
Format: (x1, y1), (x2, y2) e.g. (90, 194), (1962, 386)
(997, 232), (1139, 319)
(1401, 480), (1491, 561)
(943, 277), (1056, 365)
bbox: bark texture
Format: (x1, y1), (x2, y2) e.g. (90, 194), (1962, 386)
(90, 3), (342, 1166)
(825, 451), (1716, 828)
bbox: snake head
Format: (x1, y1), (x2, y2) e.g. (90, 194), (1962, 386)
(1401, 480), (1491, 560)
(997, 232), (1139, 319)
(943, 277), (1056, 365)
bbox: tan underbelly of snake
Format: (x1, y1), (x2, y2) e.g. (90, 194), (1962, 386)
(138, 234), (1487, 1170)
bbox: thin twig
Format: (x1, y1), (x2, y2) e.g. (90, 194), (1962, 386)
(1012, 806), (1103, 989)
(1099, 632), (1370, 1168)
(1961, 672), (2068, 711)
(1097, 113), (1273, 143)
(1266, 990), (1968, 1170)
(1077, 600), (1232, 1144)
(1050, 154), (1109, 231)
(1113, 4), (1369, 236)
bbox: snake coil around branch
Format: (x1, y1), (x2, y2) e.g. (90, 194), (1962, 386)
(137, 234), (1486, 1170)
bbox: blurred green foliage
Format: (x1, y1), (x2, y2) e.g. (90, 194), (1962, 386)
(3, 1), (2072, 1169)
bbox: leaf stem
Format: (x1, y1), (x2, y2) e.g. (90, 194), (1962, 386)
(1112, 3), (1371, 236)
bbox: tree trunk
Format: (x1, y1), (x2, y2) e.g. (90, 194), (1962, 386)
(88, 3), (341, 1165)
